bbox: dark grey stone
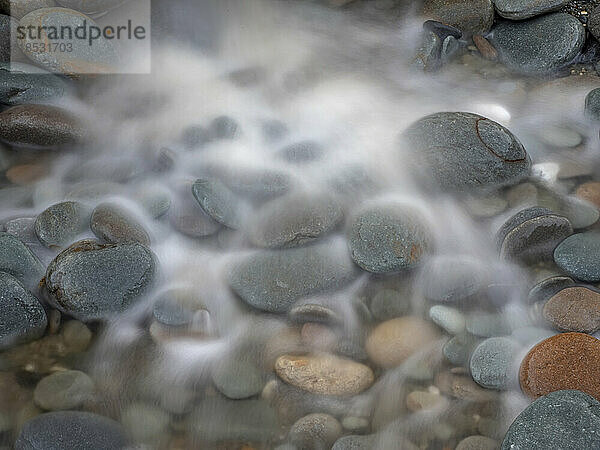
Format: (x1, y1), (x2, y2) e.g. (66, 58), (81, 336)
(494, 0), (570, 19)
(228, 239), (358, 313)
(585, 88), (600, 121)
(15, 411), (128, 450)
(45, 239), (156, 321)
(501, 390), (600, 450)
(527, 275), (574, 305)
(589, 6), (600, 42)
(0, 0), (57, 20)
(0, 62), (70, 106)
(402, 112), (531, 192)
(0, 272), (46, 350)
(288, 303), (340, 325)
(469, 337), (518, 390)
(422, 0), (494, 34)
(411, 31), (441, 72)
(554, 232), (600, 282)
(152, 296), (193, 327)
(277, 140), (324, 164)
(0, 232), (44, 288)
(35, 201), (89, 248)
(192, 178), (246, 229)
(90, 202), (150, 245)
(443, 334), (480, 366)
(348, 203), (431, 274)
(489, 13), (585, 75)
(169, 182), (221, 238)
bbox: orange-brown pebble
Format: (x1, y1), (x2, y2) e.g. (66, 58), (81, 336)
(519, 332), (600, 400)
(543, 286), (600, 333)
(576, 181), (600, 209)
(6, 164), (45, 185)
(366, 316), (440, 368)
(473, 35), (498, 61)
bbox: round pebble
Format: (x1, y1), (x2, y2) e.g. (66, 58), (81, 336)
(554, 232), (600, 282)
(289, 413), (342, 449)
(35, 201), (88, 248)
(469, 337), (519, 390)
(33, 370), (94, 411)
(494, 0), (570, 20)
(211, 359), (264, 400)
(90, 202), (150, 245)
(0, 232), (44, 289)
(0, 62), (70, 106)
(429, 305), (466, 335)
(584, 88), (600, 121)
(543, 286), (600, 333)
(192, 178), (246, 229)
(576, 181), (600, 209)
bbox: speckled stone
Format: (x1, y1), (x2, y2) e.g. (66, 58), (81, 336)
(275, 353), (374, 396)
(192, 178), (245, 229)
(496, 207), (572, 263)
(421, 255), (485, 302)
(211, 358), (264, 400)
(15, 411), (127, 450)
(90, 203), (150, 245)
(152, 295), (193, 327)
(332, 435), (377, 450)
(228, 239), (358, 313)
(247, 192), (343, 249)
(527, 275), (574, 304)
(0, 62), (70, 106)
(18, 8), (118, 75)
(366, 316), (441, 368)
(435, 371), (496, 401)
(576, 181), (600, 208)
(443, 334), (480, 366)
(456, 435), (499, 450)
(489, 13), (585, 75)
(0, 0), (57, 19)
(0, 272), (46, 350)
(495, 0), (570, 19)
(0, 232), (44, 288)
(554, 232), (600, 282)
(45, 239), (156, 322)
(0, 14), (17, 62)
(519, 332), (600, 400)
(501, 390), (600, 450)
(0, 105), (84, 147)
(589, 6), (600, 41)
(348, 203), (431, 274)
(277, 140), (324, 164)
(469, 337), (519, 390)
(35, 201), (89, 248)
(402, 112), (530, 192)
(429, 305), (466, 334)
(543, 286), (600, 333)
(411, 31), (442, 72)
(169, 181), (221, 238)
(33, 370), (94, 411)
(421, 0), (494, 34)
(289, 413), (342, 449)
(289, 303), (340, 325)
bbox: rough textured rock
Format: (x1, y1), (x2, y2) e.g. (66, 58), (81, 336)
(469, 337), (519, 390)
(494, 0), (570, 19)
(554, 232), (600, 282)
(35, 201), (89, 248)
(90, 202), (150, 245)
(192, 178), (245, 229)
(0, 62), (70, 106)
(543, 286), (600, 333)
(0, 232), (45, 288)
(289, 413), (342, 449)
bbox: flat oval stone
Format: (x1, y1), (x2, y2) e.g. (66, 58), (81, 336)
(247, 192), (343, 249)
(519, 332), (600, 400)
(543, 286), (600, 333)
(554, 232), (600, 282)
(576, 181), (600, 208)
(45, 239), (156, 321)
(0, 271), (47, 350)
(90, 202), (150, 245)
(33, 370), (94, 411)
(527, 275), (574, 304)
(169, 182), (221, 238)
(55, 0), (126, 15)
(421, 0), (494, 34)
(348, 203), (431, 273)
(274, 353), (374, 396)
(429, 305), (466, 335)
(228, 239), (358, 313)
(469, 337), (519, 390)
(489, 13), (585, 75)
(402, 112), (530, 192)
(501, 390), (600, 450)
(0, 0), (57, 19)
(15, 411), (127, 450)
(0, 104), (84, 148)
(443, 334), (480, 366)
(0, 62), (70, 106)
(211, 359), (264, 400)
(0, 232), (44, 288)
(152, 295), (193, 328)
(18, 8), (118, 75)
(35, 201), (89, 248)
(494, 0), (570, 19)
(289, 413), (342, 449)
(366, 316), (441, 368)
(288, 303), (340, 325)
(192, 178), (246, 229)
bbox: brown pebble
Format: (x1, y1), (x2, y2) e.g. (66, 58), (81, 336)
(473, 35), (498, 61)
(519, 332), (600, 400)
(6, 164), (46, 185)
(576, 181), (600, 209)
(406, 390), (446, 412)
(543, 286), (600, 333)
(435, 371), (496, 402)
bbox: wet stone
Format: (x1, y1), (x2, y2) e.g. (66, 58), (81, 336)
(211, 358), (264, 400)
(554, 232), (600, 282)
(421, 255), (485, 302)
(90, 202), (150, 246)
(402, 112), (531, 192)
(0, 232), (45, 288)
(277, 140), (324, 164)
(348, 203), (431, 274)
(192, 178), (246, 229)
(421, 0), (494, 34)
(169, 182), (221, 238)
(443, 334), (480, 366)
(501, 390), (600, 450)
(495, 0), (570, 19)
(411, 31), (441, 72)
(332, 435), (376, 450)
(289, 413), (342, 449)
(527, 275), (574, 304)
(469, 337), (519, 390)
(35, 201), (89, 248)
(0, 14), (17, 62)
(0, 0), (57, 20)
(45, 239), (156, 322)
(489, 13), (585, 75)
(369, 288), (411, 320)
(0, 272), (47, 350)
(61, 320), (92, 352)
(33, 370), (94, 411)
(15, 411), (128, 450)
(289, 303), (340, 325)
(0, 62), (70, 106)
(152, 296), (193, 328)
(589, 6), (600, 42)
(585, 88), (600, 121)
(429, 305), (466, 335)
(543, 286), (600, 333)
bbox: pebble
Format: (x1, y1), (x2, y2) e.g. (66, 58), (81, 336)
(494, 0), (570, 19)
(274, 353), (374, 396)
(402, 112), (531, 192)
(340, 416), (369, 432)
(289, 303), (340, 325)
(0, 232), (45, 288)
(443, 334), (480, 366)
(61, 320), (92, 352)
(152, 295), (194, 327)
(589, 6), (600, 42)
(370, 288), (411, 320)
(421, 0), (494, 34)
(18, 8), (118, 75)
(554, 232), (600, 282)
(406, 390), (446, 411)
(519, 332), (600, 400)
(421, 255), (485, 302)
(466, 312), (511, 337)
(289, 413), (342, 449)
(169, 181), (221, 238)
(0, 62), (70, 106)
(45, 239), (156, 321)
(348, 203), (431, 273)
(496, 207), (572, 263)
(133, 183), (171, 218)
(33, 370), (94, 411)
(585, 88), (600, 121)
(192, 178), (246, 229)
(300, 323), (337, 351)
(469, 337), (518, 390)
(90, 202), (150, 245)
(501, 390), (600, 450)
(473, 35), (498, 61)
(0, 14), (16, 62)
(277, 140), (324, 163)
(543, 286), (600, 333)
(527, 275), (574, 304)
(576, 181), (600, 208)
(35, 201), (89, 248)
(456, 435), (499, 450)
(332, 435), (376, 450)
(228, 239), (358, 313)
(0, 272), (47, 350)
(489, 13), (585, 75)
(0, 0), (57, 19)
(15, 411), (127, 450)
(411, 31), (442, 72)
(120, 403), (170, 444)
(246, 192), (343, 249)
(211, 358), (264, 399)
(435, 371), (496, 401)
(366, 316), (440, 368)
(0, 105), (84, 148)
(429, 305), (466, 335)
(538, 125), (583, 148)
(209, 115), (240, 139)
